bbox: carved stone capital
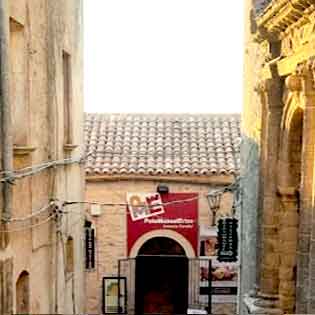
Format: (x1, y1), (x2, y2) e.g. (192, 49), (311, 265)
(277, 186), (299, 202)
(285, 74), (302, 92)
(254, 80), (268, 95)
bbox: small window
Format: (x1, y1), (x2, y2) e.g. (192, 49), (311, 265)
(66, 236), (74, 273)
(10, 18), (28, 146)
(63, 50), (73, 145)
(16, 271), (30, 314)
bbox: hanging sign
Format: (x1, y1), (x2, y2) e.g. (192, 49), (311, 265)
(217, 218), (238, 262)
(85, 227), (95, 269)
(127, 192), (165, 221)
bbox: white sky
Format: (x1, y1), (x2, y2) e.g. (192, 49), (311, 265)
(84, 1), (244, 114)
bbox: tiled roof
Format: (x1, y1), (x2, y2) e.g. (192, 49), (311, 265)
(85, 113), (241, 177)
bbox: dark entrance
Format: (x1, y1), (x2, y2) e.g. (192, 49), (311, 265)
(135, 237), (188, 315)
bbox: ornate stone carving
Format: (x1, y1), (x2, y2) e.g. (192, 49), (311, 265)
(256, 0), (315, 43)
(285, 74), (302, 92)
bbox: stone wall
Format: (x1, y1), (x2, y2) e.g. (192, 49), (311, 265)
(0, 1), (85, 314)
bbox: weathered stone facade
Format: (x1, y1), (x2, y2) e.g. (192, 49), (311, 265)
(0, 1), (85, 314)
(241, 0), (315, 314)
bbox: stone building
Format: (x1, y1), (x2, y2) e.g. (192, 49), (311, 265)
(84, 113), (241, 315)
(0, 1), (84, 314)
(241, 0), (315, 314)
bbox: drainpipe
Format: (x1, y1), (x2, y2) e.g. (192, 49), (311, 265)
(0, 0), (13, 223)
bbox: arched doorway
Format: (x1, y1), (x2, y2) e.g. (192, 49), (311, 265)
(135, 237), (189, 315)
(16, 271), (30, 314)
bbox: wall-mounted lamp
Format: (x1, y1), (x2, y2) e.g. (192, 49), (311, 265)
(157, 184), (169, 194)
(207, 191), (223, 226)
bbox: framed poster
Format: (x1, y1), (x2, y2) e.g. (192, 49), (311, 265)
(102, 277), (127, 314)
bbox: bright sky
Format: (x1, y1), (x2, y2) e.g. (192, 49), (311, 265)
(84, 1), (244, 114)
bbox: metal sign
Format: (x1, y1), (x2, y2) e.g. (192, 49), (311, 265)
(217, 218), (238, 262)
(85, 228), (95, 269)
(127, 192), (165, 221)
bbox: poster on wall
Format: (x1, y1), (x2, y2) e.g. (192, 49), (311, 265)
(200, 262), (238, 282)
(102, 277), (127, 314)
(127, 192), (165, 221)
(199, 260), (238, 304)
(200, 237), (218, 257)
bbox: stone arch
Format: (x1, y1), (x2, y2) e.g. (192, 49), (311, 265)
(129, 229), (196, 258)
(278, 80), (303, 189)
(16, 270), (30, 314)
(277, 95), (303, 314)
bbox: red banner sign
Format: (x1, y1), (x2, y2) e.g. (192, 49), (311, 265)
(127, 193), (199, 255)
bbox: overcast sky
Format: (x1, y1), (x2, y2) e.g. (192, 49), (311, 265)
(84, 1), (244, 113)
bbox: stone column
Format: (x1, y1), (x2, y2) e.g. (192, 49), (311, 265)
(257, 76), (283, 298)
(299, 61), (315, 313)
(244, 75), (284, 315)
(277, 188), (299, 314)
(274, 73), (304, 314)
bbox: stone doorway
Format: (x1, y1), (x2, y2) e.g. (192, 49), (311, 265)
(135, 237), (189, 315)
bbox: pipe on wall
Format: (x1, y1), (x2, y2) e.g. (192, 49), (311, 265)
(0, 0), (13, 223)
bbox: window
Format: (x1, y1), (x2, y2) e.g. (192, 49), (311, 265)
(16, 271), (30, 314)
(10, 18), (28, 146)
(66, 236), (74, 273)
(63, 50), (73, 145)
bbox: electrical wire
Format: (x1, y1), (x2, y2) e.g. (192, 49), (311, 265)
(64, 177), (240, 209)
(8, 201), (56, 222)
(0, 214), (55, 233)
(1, 177), (241, 231)
(0, 156), (84, 183)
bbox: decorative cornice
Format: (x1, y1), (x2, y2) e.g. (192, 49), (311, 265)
(256, 0), (315, 39)
(63, 144), (79, 152)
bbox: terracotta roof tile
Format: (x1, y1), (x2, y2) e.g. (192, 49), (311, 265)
(85, 113), (241, 177)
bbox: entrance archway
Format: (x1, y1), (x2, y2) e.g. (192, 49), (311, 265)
(135, 237), (189, 315)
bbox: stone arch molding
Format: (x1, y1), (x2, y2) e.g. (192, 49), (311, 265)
(129, 229), (196, 258)
(281, 74), (303, 131)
